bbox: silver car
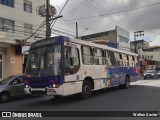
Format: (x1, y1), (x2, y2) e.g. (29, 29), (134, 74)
(0, 75), (26, 103)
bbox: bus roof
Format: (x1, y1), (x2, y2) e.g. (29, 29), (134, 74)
(31, 36), (138, 56)
(69, 38), (138, 56)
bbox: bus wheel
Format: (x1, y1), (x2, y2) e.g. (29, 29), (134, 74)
(81, 80), (92, 99)
(124, 76), (130, 89)
(120, 76), (130, 89)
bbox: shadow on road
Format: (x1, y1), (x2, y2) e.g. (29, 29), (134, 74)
(25, 85), (140, 107)
(0, 95), (44, 104)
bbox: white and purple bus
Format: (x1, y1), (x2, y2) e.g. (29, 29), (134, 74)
(24, 36), (140, 99)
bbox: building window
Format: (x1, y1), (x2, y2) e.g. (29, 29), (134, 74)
(24, 0), (32, 13)
(0, 18), (14, 32)
(0, 0), (14, 7)
(24, 23), (32, 36)
(119, 36), (129, 43)
(0, 54), (2, 79)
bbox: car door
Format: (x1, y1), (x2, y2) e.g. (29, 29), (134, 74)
(9, 76), (25, 96)
(15, 77), (25, 95)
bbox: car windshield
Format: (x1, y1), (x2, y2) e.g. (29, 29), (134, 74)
(0, 76), (14, 85)
(26, 45), (62, 76)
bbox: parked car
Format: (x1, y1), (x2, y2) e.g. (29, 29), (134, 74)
(0, 75), (26, 103)
(144, 69), (157, 79)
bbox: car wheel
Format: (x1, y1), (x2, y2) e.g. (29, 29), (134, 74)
(81, 80), (92, 99)
(0, 92), (10, 103)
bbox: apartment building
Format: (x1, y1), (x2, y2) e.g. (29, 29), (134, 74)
(0, 0), (45, 79)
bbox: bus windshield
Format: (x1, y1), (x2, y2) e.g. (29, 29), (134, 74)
(26, 45), (62, 76)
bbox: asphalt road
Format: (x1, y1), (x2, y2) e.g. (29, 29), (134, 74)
(0, 79), (160, 120)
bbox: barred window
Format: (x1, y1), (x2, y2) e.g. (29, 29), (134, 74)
(24, 0), (32, 13)
(0, 0), (14, 7)
(0, 18), (14, 32)
(24, 23), (32, 36)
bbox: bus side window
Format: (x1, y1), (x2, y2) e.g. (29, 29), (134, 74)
(132, 56), (135, 66)
(128, 55), (134, 66)
(105, 50), (110, 66)
(122, 54), (128, 66)
(108, 51), (116, 66)
(102, 50), (106, 65)
(114, 52), (121, 66)
(81, 46), (94, 65)
(135, 56), (139, 67)
(94, 48), (104, 65)
(64, 47), (80, 75)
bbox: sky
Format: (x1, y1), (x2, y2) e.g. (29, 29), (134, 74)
(50, 0), (160, 46)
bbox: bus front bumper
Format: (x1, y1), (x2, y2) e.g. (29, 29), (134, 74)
(24, 87), (59, 96)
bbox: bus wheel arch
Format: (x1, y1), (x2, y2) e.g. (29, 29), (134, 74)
(81, 77), (94, 99)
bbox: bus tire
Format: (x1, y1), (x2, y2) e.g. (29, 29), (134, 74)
(121, 76), (130, 89)
(81, 80), (92, 99)
(124, 76), (130, 89)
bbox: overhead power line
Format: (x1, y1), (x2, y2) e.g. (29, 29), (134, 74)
(51, 28), (76, 37)
(67, 2), (160, 21)
(50, 0), (70, 29)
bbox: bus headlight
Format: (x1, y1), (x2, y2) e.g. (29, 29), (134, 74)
(49, 84), (60, 88)
(25, 85), (30, 88)
(53, 84), (56, 88)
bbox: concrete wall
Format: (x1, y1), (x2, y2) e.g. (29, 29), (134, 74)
(81, 30), (117, 43)
(116, 26), (130, 51)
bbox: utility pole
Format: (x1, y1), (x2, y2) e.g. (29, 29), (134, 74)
(76, 22), (78, 39)
(134, 30), (144, 53)
(46, 0), (51, 38)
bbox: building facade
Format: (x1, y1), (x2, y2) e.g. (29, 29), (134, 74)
(0, 0), (45, 79)
(130, 40), (160, 70)
(143, 46), (160, 69)
(130, 40), (149, 54)
(81, 26), (130, 51)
